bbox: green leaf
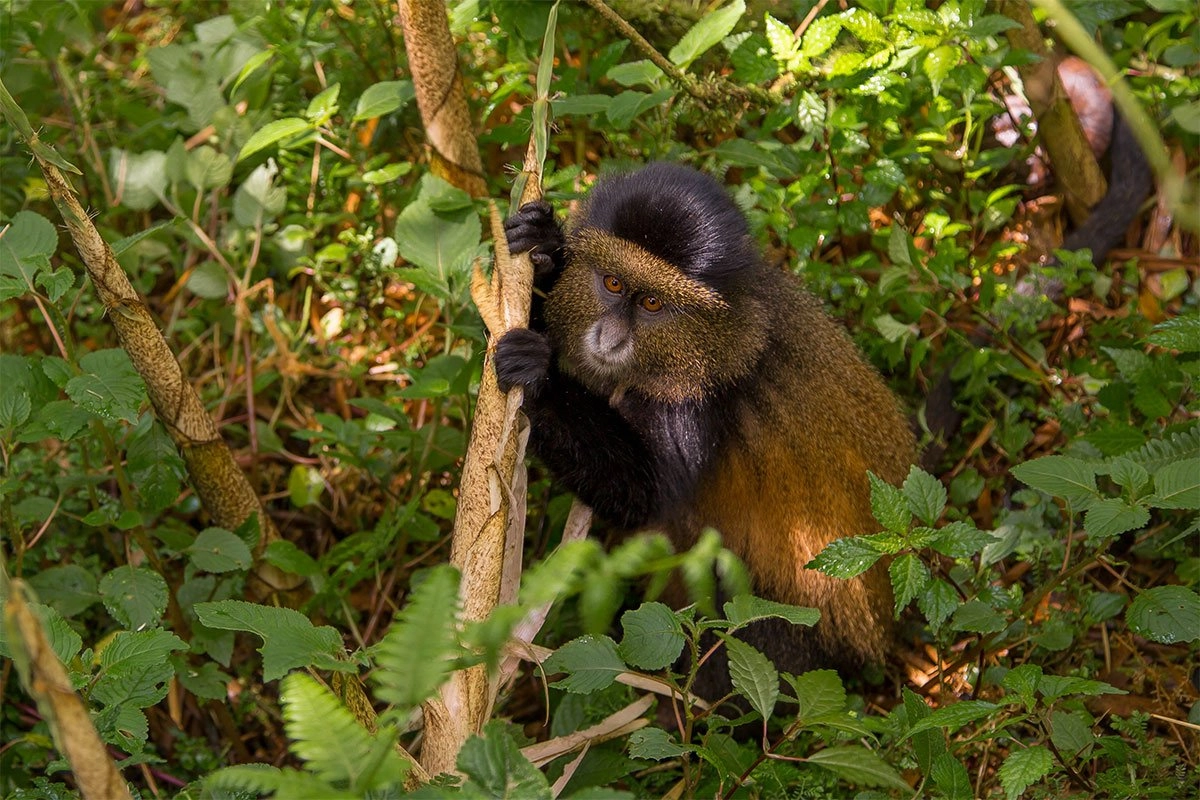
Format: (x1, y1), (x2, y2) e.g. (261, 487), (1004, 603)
(281, 673), (409, 791)
(194, 600), (345, 681)
(902, 688), (943, 775)
(869, 471), (911, 533)
(1037, 675), (1124, 702)
(99, 565), (168, 630)
(1147, 312), (1200, 351)
(801, 16), (842, 59)
(950, 600), (1006, 634)
(627, 728), (693, 760)
(93, 630), (186, 710)
(931, 753), (973, 800)
(725, 637), (778, 720)
(1150, 458), (1200, 509)
(1001, 663), (1042, 710)
(806, 744), (910, 791)
(906, 700), (999, 737)
(26, 565), (99, 617)
(999, 745), (1053, 800)
(1011, 456), (1098, 505)
(903, 466), (947, 525)
(233, 160), (286, 226)
(806, 535), (885, 579)
(173, 659), (228, 701)
(606, 60), (663, 88)
(237, 117), (310, 162)
(929, 521), (997, 558)
(669, 0), (745, 69)
(1127, 585), (1200, 644)
(458, 721), (551, 800)
(65, 349), (146, 424)
(922, 45), (958, 96)
(187, 527), (253, 573)
(353, 80), (414, 122)
(263, 540), (321, 578)
(889, 554), (930, 615)
(127, 422), (184, 513)
(618, 602), (685, 670)
(1083, 498), (1150, 541)
(185, 145), (232, 190)
(394, 174), (481, 282)
(306, 83), (340, 121)
(1049, 710), (1096, 759)
(373, 565), (461, 711)
(109, 149), (167, 209)
(543, 635), (625, 694)
(0, 210), (57, 302)
(288, 464), (325, 508)
(551, 94), (613, 116)
(723, 595), (820, 628)
(788, 669), (846, 720)
(186, 261), (228, 299)
(0, 602), (82, 666)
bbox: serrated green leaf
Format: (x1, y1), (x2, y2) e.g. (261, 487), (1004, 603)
(544, 635), (625, 694)
(950, 600), (1006, 634)
(907, 700), (999, 737)
(903, 466), (947, 525)
(551, 94), (613, 116)
(1127, 585), (1200, 644)
(1147, 312), (1200, 352)
(902, 688), (943, 775)
(185, 145), (232, 190)
(127, 422), (184, 513)
(194, 600), (345, 681)
(65, 349), (146, 424)
(788, 669), (845, 720)
(458, 721), (551, 800)
(186, 261), (228, 299)
(1150, 458), (1200, 509)
(109, 149), (167, 209)
(923, 45), (958, 96)
(723, 594), (820, 628)
(99, 565), (168, 630)
(0, 210), (58, 302)
(669, 0), (745, 69)
(1002, 663), (1042, 710)
(725, 636), (778, 719)
(187, 527), (253, 573)
(999, 745), (1053, 800)
(869, 471), (911, 533)
(889, 554), (930, 615)
(1083, 498), (1150, 541)
(931, 752), (973, 800)
(806, 744), (910, 791)
(1011, 456), (1098, 505)
(606, 60), (664, 88)
(618, 602), (685, 670)
(1037, 675), (1123, 701)
(929, 521), (997, 558)
(373, 565), (461, 710)
(394, 174), (481, 280)
(93, 630), (186, 710)
(806, 535), (885, 579)
(801, 16), (842, 59)
(1049, 710), (1096, 759)
(628, 728), (693, 760)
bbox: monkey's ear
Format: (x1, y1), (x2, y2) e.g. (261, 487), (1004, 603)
(505, 201), (565, 278)
(495, 328), (552, 395)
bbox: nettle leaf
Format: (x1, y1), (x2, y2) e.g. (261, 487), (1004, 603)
(394, 174), (481, 283)
(237, 117), (311, 162)
(998, 745), (1053, 800)
(806, 535), (885, 579)
(1010, 455), (1098, 505)
(0, 602), (82, 666)
(552, 94), (612, 116)
(889, 554), (930, 615)
(903, 466), (947, 525)
(352, 80), (414, 122)
(801, 16), (842, 60)
(922, 44), (958, 96)
(806, 745), (910, 791)
(93, 630), (186, 709)
(66, 349), (146, 425)
(906, 700), (999, 737)
(950, 600), (1006, 634)
(458, 721), (551, 800)
(902, 688), (943, 775)
(194, 600), (345, 681)
(628, 728), (694, 761)
(1150, 458), (1200, 509)
(869, 471), (911, 533)
(1148, 311), (1200, 351)
(109, 149), (167, 209)
(723, 594), (819, 629)
(1127, 585), (1200, 644)
(543, 635), (625, 694)
(281, 673), (409, 791)
(932, 752), (973, 800)
(185, 145), (232, 190)
(126, 422), (184, 514)
(1037, 675), (1123, 702)
(186, 527), (253, 573)
(1083, 498), (1150, 541)
(1050, 710), (1097, 759)
(618, 602), (685, 670)
(0, 210), (57, 302)
(669, 0), (745, 69)
(787, 669), (845, 720)
(1001, 663), (1042, 710)
(26, 565), (99, 618)
(99, 565), (168, 630)
(929, 521), (997, 558)
(373, 564), (461, 711)
(725, 636), (778, 720)
(606, 60), (664, 88)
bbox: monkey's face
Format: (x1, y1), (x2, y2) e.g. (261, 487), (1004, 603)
(546, 229), (768, 403)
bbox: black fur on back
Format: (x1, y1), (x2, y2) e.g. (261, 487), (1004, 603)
(574, 162), (760, 291)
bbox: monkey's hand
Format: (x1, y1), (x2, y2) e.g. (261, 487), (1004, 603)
(495, 328), (552, 395)
(505, 201), (565, 280)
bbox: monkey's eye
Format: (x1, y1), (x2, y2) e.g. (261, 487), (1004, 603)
(641, 296), (663, 312)
(602, 275), (624, 294)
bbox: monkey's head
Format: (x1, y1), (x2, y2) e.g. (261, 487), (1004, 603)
(545, 164), (770, 403)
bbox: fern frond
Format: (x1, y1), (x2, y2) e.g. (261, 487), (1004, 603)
(1128, 423), (1200, 473)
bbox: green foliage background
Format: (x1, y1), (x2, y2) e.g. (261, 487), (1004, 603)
(0, 0), (1197, 798)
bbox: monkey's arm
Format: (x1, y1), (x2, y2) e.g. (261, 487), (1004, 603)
(495, 328), (658, 528)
